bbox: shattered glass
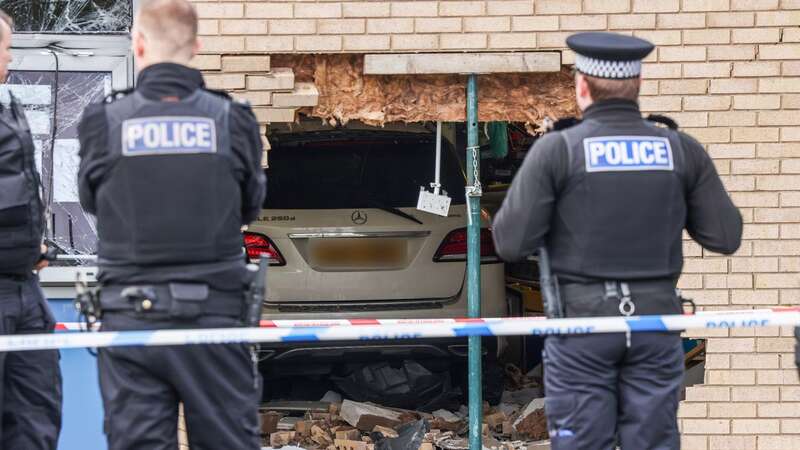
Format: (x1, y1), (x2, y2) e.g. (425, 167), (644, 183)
(3, 70), (110, 263)
(0, 0), (131, 33)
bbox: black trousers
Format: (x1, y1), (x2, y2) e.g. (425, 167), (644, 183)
(0, 275), (62, 450)
(98, 312), (262, 450)
(795, 327), (800, 377)
(543, 332), (683, 450)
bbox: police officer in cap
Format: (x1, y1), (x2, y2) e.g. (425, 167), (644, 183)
(77, 0), (266, 448)
(493, 32), (742, 449)
(0, 9), (62, 449)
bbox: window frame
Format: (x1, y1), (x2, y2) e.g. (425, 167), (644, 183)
(9, 34), (133, 285)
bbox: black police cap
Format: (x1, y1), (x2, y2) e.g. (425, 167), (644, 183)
(567, 32), (655, 79)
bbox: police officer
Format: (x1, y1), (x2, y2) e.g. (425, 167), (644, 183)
(493, 32), (743, 450)
(77, 0), (266, 448)
(795, 331), (800, 373)
(0, 9), (62, 450)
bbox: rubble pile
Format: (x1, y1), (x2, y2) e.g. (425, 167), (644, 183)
(260, 365), (550, 450)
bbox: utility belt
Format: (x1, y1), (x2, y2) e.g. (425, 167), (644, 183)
(559, 279), (683, 319)
(74, 257), (269, 328)
(99, 283), (245, 320)
(0, 273), (30, 282)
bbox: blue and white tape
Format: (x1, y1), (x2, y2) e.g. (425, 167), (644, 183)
(8, 307), (799, 353)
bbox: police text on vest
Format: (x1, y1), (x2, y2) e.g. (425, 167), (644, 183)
(122, 116), (217, 156)
(583, 136), (673, 172)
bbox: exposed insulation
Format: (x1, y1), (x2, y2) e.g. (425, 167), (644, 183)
(271, 54), (578, 129)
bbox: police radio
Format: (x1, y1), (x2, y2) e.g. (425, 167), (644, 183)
(244, 255), (268, 328)
(538, 247), (564, 319)
(74, 271), (101, 328)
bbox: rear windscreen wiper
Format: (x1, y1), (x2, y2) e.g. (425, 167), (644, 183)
(365, 198), (423, 225)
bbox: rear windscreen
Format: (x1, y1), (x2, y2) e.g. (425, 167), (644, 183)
(264, 135), (467, 209)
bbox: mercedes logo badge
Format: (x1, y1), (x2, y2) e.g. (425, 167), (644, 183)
(351, 210), (368, 225)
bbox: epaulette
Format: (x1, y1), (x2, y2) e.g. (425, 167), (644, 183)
(646, 114), (679, 130)
(544, 117), (581, 133)
(103, 87), (134, 104)
(204, 87), (252, 107)
(203, 87), (232, 99)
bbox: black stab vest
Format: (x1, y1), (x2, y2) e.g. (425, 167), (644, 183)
(97, 90), (244, 266)
(0, 98), (44, 275)
(549, 118), (689, 281)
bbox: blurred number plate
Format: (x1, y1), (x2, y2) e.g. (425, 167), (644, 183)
(310, 238), (406, 268)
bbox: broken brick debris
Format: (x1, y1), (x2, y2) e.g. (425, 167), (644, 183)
(430, 409), (462, 432)
(261, 411), (284, 435)
(312, 425), (334, 447)
(504, 365), (541, 391)
(373, 425), (400, 439)
(259, 388), (549, 450)
(296, 420), (315, 437)
(484, 412), (507, 430)
(280, 417), (303, 431)
(335, 439), (375, 450)
(271, 431), (297, 447)
(512, 399), (548, 442)
(336, 429), (362, 441)
(341, 400), (404, 431)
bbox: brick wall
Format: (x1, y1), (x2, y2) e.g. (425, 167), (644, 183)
(190, 1), (800, 447)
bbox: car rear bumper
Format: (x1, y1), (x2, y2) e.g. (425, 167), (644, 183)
(259, 263), (507, 320)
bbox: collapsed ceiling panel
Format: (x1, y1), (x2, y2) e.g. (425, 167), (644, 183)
(271, 54), (578, 130)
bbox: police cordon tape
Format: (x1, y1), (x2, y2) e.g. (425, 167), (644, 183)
(10, 306), (800, 353)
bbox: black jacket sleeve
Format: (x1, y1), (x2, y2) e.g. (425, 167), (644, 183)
(682, 132), (743, 255)
(230, 101), (266, 225)
(77, 102), (111, 215)
(492, 131), (568, 262)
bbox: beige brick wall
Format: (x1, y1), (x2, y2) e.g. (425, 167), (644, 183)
(191, 0), (800, 447)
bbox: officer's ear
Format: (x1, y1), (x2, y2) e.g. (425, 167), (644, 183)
(131, 28), (146, 60)
(575, 73), (593, 111)
(191, 37), (201, 59)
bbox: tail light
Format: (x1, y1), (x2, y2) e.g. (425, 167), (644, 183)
(433, 228), (500, 264)
(243, 231), (285, 266)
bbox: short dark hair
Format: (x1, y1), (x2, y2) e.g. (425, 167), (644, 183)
(136, 0), (198, 58)
(0, 9), (14, 40)
(584, 75), (641, 102)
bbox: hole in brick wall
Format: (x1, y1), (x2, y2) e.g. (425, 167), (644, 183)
(258, 117), (543, 405)
(682, 339), (706, 399)
(270, 54), (578, 129)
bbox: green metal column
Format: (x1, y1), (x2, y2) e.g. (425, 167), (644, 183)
(466, 74), (483, 450)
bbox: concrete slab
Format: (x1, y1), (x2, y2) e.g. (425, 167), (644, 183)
(364, 52), (561, 75)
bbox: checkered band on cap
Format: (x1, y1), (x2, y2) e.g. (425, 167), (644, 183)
(574, 54), (642, 79)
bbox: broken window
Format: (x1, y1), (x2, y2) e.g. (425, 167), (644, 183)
(3, 43), (132, 273)
(0, 0), (132, 33)
(4, 70), (111, 257)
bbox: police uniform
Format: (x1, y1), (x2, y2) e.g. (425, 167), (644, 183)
(77, 63), (266, 450)
(492, 32), (743, 450)
(0, 95), (62, 449)
(795, 328), (799, 377)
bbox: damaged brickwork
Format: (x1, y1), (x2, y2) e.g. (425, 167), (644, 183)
(271, 54), (578, 128)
